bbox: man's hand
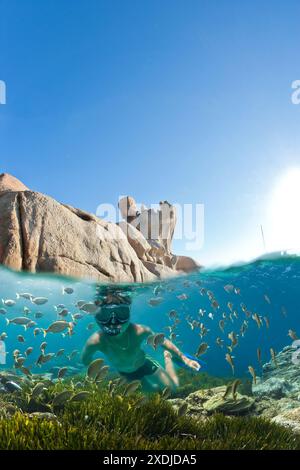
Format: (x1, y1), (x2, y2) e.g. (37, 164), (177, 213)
(182, 356), (201, 371)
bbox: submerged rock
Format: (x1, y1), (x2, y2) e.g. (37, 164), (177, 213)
(253, 346), (300, 399)
(253, 377), (298, 399)
(203, 392), (254, 415)
(170, 386), (254, 418)
(272, 408), (300, 434)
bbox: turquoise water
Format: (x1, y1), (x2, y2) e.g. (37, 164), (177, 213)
(0, 254), (299, 380)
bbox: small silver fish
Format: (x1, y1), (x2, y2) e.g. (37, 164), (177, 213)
(31, 382), (47, 398)
(225, 353), (235, 374)
(43, 321), (73, 336)
(80, 303), (99, 314)
(70, 391), (91, 402)
(62, 287), (74, 295)
(36, 353), (55, 367)
(148, 297), (164, 307)
(87, 358), (105, 380)
(95, 365), (110, 381)
(248, 366), (257, 385)
(224, 284), (234, 294)
(68, 349), (79, 361)
(53, 390), (73, 407)
(40, 341), (47, 352)
(16, 293), (33, 300)
(161, 387), (172, 399)
(288, 329), (298, 341)
(153, 333), (165, 350)
(2, 299), (16, 307)
(195, 342), (209, 357)
(31, 297), (48, 306)
(25, 347), (33, 357)
(123, 380), (141, 397)
(72, 313), (84, 321)
(177, 294), (188, 301)
(57, 309), (69, 318)
(6, 317), (31, 326)
(58, 367), (68, 379)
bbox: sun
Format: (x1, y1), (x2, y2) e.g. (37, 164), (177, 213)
(266, 168), (300, 252)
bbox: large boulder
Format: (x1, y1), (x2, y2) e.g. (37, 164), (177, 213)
(272, 407), (300, 434)
(252, 346), (300, 399)
(169, 386), (255, 419)
(174, 255), (201, 273)
(0, 190), (155, 282)
(0, 174), (200, 281)
(252, 377), (297, 399)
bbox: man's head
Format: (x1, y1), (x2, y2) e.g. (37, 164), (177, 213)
(94, 287), (132, 336)
(95, 303), (131, 336)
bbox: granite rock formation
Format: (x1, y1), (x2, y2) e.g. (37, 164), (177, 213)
(0, 174), (200, 282)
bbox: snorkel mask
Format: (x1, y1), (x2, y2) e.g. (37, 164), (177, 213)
(95, 304), (130, 336)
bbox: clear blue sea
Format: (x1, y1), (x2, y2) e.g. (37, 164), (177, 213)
(1, 253), (299, 380)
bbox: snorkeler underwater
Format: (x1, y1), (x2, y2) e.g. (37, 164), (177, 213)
(2, 0), (300, 461)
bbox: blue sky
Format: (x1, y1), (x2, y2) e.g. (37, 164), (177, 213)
(1, 0), (300, 265)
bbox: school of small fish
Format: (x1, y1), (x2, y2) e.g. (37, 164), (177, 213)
(0, 275), (296, 394)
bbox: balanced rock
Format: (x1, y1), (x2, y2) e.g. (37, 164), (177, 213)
(118, 196), (200, 274)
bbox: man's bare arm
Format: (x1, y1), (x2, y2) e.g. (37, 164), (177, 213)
(161, 338), (184, 360)
(161, 338), (200, 371)
(81, 332), (103, 366)
(134, 324), (154, 342)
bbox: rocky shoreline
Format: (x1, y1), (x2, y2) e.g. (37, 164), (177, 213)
(0, 173), (199, 282)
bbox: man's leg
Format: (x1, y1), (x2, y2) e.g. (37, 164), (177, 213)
(141, 353), (179, 392)
(163, 350), (179, 387)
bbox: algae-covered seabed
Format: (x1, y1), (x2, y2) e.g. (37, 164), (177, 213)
(1, 255), (300, 450)
(0, 374), (300, 451)
(0, 356), (299, 450)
